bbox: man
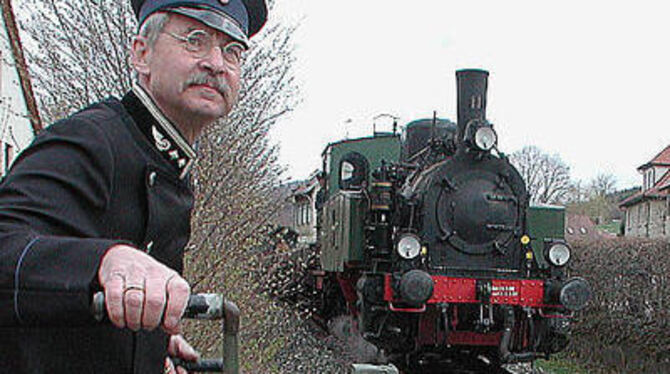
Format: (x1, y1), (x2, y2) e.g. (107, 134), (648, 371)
(0, 0), (267, 372)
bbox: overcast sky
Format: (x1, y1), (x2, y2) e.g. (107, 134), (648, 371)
(269, 0), (669, 189)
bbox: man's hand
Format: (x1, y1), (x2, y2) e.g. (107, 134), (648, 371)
(97, 244), (190, 334)
(164, 335), (200, 374)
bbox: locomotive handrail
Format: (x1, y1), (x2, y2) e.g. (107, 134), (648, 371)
(387, 302), (426, 313)
(92, 291), (240, 374)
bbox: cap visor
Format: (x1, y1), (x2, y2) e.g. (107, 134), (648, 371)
(169, 7), (249, 47)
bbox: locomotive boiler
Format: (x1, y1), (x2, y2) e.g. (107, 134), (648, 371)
(315, 69), (591, 373)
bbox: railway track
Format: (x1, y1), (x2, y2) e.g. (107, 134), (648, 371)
(352, 361), (523, 374)
(330, 315), (535, 374)
(396, 355), (519, 374)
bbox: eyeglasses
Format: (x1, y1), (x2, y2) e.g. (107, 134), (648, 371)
(165, 29), (246, 65)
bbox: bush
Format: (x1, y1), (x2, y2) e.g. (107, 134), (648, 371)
(568, 237), (670, 373)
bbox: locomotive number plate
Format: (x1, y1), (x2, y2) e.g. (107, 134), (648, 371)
(491, 285), (518, 298)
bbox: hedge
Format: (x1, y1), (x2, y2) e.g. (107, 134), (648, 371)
(568, 237), (670, 373)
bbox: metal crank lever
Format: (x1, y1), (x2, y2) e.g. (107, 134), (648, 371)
(92, 292), (240, 374)
(171, 358), (224, 372)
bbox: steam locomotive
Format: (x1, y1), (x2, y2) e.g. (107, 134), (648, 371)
(314, 70), (591, 373)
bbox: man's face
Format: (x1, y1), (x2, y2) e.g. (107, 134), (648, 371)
(136, 14), (242, 125)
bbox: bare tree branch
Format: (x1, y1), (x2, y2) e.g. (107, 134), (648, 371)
(510, 145), (573, 205)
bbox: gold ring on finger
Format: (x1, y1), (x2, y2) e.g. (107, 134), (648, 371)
(124, 284), (145, 292)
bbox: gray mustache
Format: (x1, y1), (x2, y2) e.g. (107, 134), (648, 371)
(183, 73), (229, 97)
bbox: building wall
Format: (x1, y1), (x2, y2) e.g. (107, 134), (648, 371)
(625, 199), (669, 239)
(1, 15), (35, 176)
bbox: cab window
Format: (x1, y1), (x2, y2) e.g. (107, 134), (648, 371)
(339, 152), (369, 190)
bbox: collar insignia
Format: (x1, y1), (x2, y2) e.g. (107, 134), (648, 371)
(133, 82), (196, 179)
(152, 126), (172, 151)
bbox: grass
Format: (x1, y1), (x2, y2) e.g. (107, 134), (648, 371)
(596, 221), (621, 235)
(535, 356), (589, 374)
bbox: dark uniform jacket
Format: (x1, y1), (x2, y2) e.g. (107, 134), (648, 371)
(0, 85), (195, 373)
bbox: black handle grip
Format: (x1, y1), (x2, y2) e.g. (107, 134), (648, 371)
(171, 358), (224, 372)
(91, 292), (224, 322)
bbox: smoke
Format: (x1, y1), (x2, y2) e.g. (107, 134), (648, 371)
(329, 315), (387, 364)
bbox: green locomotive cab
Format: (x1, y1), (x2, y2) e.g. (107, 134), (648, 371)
(319, 133), (401, 271)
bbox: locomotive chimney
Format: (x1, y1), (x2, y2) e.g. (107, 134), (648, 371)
(456, 69), (489, 146)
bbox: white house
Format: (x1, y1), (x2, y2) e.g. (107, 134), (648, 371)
(288, 170), (322, 245)
(619, 145), (670, 239)
(0, 1), (41, 176)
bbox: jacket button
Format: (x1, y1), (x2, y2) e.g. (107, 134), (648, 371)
(148, 171), (157, 187)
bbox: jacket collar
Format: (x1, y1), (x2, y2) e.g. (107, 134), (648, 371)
(130, 82), (196, 179)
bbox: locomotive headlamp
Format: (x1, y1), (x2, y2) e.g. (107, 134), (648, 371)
(473, 126), (497, 151)
(397, 234), (421, 259)
(464, 119), (497, 152)
(546, 242), (571, 267)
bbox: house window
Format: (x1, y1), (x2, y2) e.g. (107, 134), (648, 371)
(644, 172), (649, 190)
(646, 202), (651, 218)
(637, 205), (642, 226)
(644, 170), (649, 190)
(294, 200), (312, 227)
(295, 202), (303, 226)
(301, 204), (305, 225)
(644, 169), (656, 191)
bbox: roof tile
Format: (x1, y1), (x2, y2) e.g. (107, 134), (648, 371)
(639, 144), (670, 170)
(620, 169), (670, 207)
